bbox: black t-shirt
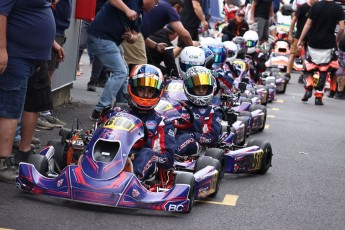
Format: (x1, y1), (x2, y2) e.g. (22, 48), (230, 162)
(180, 0), (201, 28)
(253, 0), (272, 20)
(295, 3), (311, 39)
(308, 1), (344, 49)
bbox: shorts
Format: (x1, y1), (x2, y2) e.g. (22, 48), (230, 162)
(336, 50), (345, 77)
(255, 17), (269, 42)
(0, 57), (36, 119)
(24, 61), (53, 112)
(290, 38), (301, 57)
(47, 35), (66, 71)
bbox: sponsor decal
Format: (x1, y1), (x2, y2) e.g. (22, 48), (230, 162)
(57, 179), (64, 187)
(145, 120), (157, 130)
(132, 189), (140, 198)
(168, 129), (175, 137)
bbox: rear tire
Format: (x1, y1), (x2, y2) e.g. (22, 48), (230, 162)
(247, 139), (272, 174)
(175, 172), (195, 213)
(249, 104), (267, 132)
(46, 138), (67, 171)
(205, 148), (225, 179)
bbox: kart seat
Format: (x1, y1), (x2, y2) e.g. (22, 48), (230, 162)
(93, 139), (120, 162)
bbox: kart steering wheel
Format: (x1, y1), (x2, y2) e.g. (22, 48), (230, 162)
(173, 100), (194, 129)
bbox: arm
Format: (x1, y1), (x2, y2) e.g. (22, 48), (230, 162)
(336, 20), (345, 48)
(288, 15), (297, 43)
(249, 0), (257, 25)
(108, 0), (137, 20)
(145, 37), (167, 53)
(169, 21), (193, 46)
(52, 40), (65, 62)
(0, 15), (7, 74)
(154, 120), (176, 169)
(297, 18), (312, 48)
(192, 0), (208, 31)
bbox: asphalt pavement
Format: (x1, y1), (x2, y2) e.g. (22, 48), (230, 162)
(1, 52), (345, 230)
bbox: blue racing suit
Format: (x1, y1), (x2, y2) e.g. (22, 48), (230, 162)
(175, 101), (223, 156)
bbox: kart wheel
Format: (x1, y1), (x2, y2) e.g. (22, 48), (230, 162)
(236, 116), (249, 144)
(205, 148), (225, 179)
(240, 98), (252, 104)
(46, 138), (67, 171)
(264, 85), (275, 102)
(195, 157), (221, 198)
(249, 104), (267, 132)
(281, 80), (287, 94)
(247, 139), (273, 174)
(175, 172), (195, 213)
(27, 154), (49, 176)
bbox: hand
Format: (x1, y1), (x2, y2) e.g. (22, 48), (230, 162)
(53, 42), (65, 62)
(249, 19), (254, 25)
(125, 9), (138, 21)
(156, 43), (168, 53)
(122, 27), (134, 43)
(0, 48), (8, 75)
(297, 41), (303, 50)
(201, 20), (209, 32)
(287, 34), (293, 43)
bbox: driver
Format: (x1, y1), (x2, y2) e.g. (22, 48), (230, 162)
(100, 64), (176, 181)
(175, 66), (223, 156)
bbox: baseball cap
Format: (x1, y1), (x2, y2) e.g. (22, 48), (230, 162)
(236, 10), (245, 16)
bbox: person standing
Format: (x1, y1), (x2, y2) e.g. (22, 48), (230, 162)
(0, 0), (55, 183)
(298, 0), (345, 105)
(221, 9), (249, 42)
(88, 0), (158, 120)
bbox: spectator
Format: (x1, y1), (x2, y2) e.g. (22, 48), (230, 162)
(221, 9), (249, 42)
(249, 0), (274, 45)
(334, 36), (345, 99)
(298, 0), (345, 105)
(285, 0), (316, 82)
(224, 0), (241, 22)
(0, 0), (56, 183)
(147, 25), (179, 77)
(178, 0), (209, 48)
(88, 0), (158, 120)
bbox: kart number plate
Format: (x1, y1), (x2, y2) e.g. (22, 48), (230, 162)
(104, 117), (135, 131)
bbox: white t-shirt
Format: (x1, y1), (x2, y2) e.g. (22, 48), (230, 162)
(291, 0), (308, 11)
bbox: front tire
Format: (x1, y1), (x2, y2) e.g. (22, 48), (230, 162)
(247, 139), (272, 174)
(195, 157), (221, 198)
(175, 172), (195, 213)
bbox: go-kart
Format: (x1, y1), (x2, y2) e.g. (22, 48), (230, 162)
(17, 112), (223, 213)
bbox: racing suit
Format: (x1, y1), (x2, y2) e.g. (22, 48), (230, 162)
(175, 101), (223, 156)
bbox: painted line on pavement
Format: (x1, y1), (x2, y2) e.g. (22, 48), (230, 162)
(267, 115), (275, 118)
(276, 99), (284, 103)
(196, 194), (239, 206)
(271, 108), (280, 111)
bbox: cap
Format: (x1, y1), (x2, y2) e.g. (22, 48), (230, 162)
(236, 10), (245, 16)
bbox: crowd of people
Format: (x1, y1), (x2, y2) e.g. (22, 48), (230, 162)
(0, 0), (344, 184)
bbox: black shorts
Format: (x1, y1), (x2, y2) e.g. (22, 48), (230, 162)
(24, 61), (53, 112)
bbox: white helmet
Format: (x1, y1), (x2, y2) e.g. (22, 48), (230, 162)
(243, 30), (259, 54)
(179, 46), (205, 78)
(183, 66), (215, 106)
(223, 41), (238, 64)
(200, 37), (217, 47)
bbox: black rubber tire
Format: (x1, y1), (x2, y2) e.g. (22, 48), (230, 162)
(46, 138), (67, 170)
(264, 85), (275, 103)
(194, 157), (221, 198)
(27, 154), (49, 176)
(249, 104), (267, 132)
(236, 116), (249, 144)
(240, 98), (252, 104)
(205, 148), (225, 179)
(175, 172), (195, 213)
(247, 139), (273, 174)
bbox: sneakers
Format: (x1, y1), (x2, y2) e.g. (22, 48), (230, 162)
(334, 91), (345, 100)
(327, 90), (336, 98)
(315, 97), (324, 105)
(41, 114), (66, 128)
(301, 90), (312, 102)
(298, 74), (304, 84)
(36, 116), (55, 130)
(284, 73), (291, 83)
(90, 109), (101, 120)
(14, 149), (35, 166)
(0, 157), (18, 184)
(87, 82), (96, 92)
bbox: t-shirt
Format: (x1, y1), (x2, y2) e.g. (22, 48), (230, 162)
(180, 0), (201, 29)
(295, 2), (311, 39)
(141, 0), (180, 39)
(253, 0), (273, 20)
(88, 1), (141, 45)
(307, 1), (344, 49)
(0, 0), (55, 60)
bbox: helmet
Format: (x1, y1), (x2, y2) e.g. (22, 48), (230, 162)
(243, 30), (259, 54)
(232, 36), (248, 58)
(128, 64), (164, 110)
(223, 41), (238, 64)
(200, 37), (217, 47)
(208, 42), (227, 67)
(200, 46), (215, 69)
(179, 46), (205, 77)
(183, 66), (215, 106)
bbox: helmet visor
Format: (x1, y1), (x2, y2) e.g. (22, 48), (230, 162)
(180, 63), (197, 73)
(226, 50), (236, 58)
(185, 72), (213, 88)
(246, 40), (258, 48)
(132, 74), (163, 90)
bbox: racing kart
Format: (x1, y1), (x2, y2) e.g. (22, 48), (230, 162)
(17, 112), (223, 213)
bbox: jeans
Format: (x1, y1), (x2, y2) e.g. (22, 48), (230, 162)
(0, 57), (36, 118)
(88, 35), (128, 111)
